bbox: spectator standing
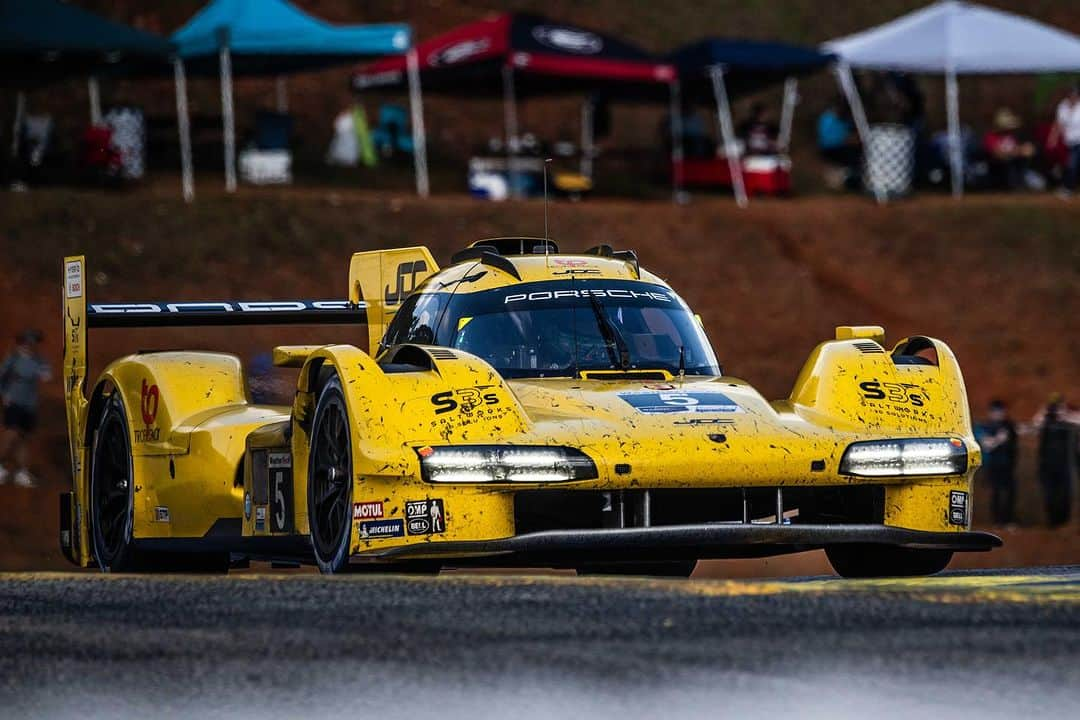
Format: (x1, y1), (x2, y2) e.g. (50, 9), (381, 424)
(0, 330), (52, 488)
(1033, 394), (1075, 527)
(1049, 84), (1080, 197)
(977, 400), (1018, 526)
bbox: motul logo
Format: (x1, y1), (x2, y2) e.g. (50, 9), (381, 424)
(353, 501), (384, 520)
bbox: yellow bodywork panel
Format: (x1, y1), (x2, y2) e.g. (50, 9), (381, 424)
(61, 247), (987, 569)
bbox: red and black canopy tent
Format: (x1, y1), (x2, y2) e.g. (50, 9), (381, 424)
(352, 13), (681, 199)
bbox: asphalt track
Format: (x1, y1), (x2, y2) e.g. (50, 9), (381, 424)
(1, 567), (1077, 719)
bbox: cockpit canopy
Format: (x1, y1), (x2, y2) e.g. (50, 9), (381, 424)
(381, 279), (720, 379)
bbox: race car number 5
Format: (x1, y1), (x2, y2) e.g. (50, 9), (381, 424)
(658, 392), (699, 407)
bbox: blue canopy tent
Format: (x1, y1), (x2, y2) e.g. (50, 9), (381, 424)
(668, 38), (834, 206)
(171, 0), (424, 194)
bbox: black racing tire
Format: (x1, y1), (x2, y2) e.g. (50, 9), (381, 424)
(826, 544), (953, 578)
(90, 393), (232, 574)
(576, 561), (697, 578)
(90, 393), (140, 572)
(308, 373), (354, 575)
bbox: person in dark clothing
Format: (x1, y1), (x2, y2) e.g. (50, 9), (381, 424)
(1035, 394), (1075, 527)
(977, 399), (1018, 525)
(0, 330), (52, 488)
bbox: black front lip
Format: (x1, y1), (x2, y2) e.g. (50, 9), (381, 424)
(352, 524), (1002, 565)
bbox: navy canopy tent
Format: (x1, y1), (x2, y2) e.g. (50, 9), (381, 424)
(0, 0), (172, 89)
(0, 0), (197, 200)
(171, 0), (424, 194)
(668, 38), (834, 206)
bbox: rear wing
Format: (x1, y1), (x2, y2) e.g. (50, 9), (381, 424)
(61, 255), (366, 467)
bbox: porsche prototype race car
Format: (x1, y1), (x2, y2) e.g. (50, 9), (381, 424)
(59, 239), (1000, 576)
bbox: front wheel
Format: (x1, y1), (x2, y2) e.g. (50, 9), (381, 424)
(308, 374), (354, 574)
(826, 544), (953, 578)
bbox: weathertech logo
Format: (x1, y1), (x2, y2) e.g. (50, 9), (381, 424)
(531, 26), (603, 54)
(353, 501), (384, 520)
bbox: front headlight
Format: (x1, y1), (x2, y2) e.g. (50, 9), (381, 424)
(839, 438), (968, 477)
(416, 445), (598, 483)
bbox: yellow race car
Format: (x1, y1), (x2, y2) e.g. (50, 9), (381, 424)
(59, 239), (999, 577)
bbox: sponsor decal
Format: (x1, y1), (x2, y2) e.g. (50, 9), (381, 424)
(135, 379), (161, 443)
(155, 506), (170, 523)
(552, 258), (589, 267)
(431, 387), (499, 415)
(405, 499), (446, 535)
(384, 260), (429, 306)
(244, 492), (252, 520)
(354, 69), (403, 89)
(643, 383), (676, 391)
(255, 506), (267, 532)
(949, 490), (968, 526)
(353, 500), (384, 520)
(65, 260), (83, 298)
(267, 452), (293, 533)
(618, 390), (742, 415)
(428, 38), (491, 67)
(88, 300), (357, 315)
(531, 25), (603, 54)
(859, 381), (926, 407)
(359, 519), (405, 540)
(504, 288), (672, 304)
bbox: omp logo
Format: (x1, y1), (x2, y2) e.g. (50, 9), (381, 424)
(428, 38), (491, 66)
(384, 261), (428, 306)
(531, 26), (603, 54)
(140, 379), (159, 425)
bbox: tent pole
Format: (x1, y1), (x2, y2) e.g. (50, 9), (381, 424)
(174, 58), (195, 203)
(406, 47), (430, 198)
(580, 97), (594, 180)
(275, 76), (288, 113)
(219, 38), (237, 193)
(88, 76), (102, 125)
(502, 64), (520, 199)
(778, 76), (797, 152)
(709, 65), (747, 208)
(11, 90), (25, 159)
(834, 62), (883, 204)
(668, 79), (684, 204)
(945, 68), (963, 198)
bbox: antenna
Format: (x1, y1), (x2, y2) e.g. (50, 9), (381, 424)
(543, 157), (552, 253)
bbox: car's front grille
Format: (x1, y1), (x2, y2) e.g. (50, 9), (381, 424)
(513, 485), (885, 534)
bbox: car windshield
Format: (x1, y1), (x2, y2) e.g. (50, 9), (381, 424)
(382, 279), (721, 379)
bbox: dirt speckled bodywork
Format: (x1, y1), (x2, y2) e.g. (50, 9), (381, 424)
(59, 245), (999, 571)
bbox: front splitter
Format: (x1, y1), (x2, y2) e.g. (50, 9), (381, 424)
(352, 523), (1002, 565)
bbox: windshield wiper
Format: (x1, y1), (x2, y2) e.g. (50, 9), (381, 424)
(587, 294), (630, 370)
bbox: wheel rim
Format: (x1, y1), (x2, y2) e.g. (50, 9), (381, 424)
(93, 410), (130, 564)
(310, 392), (350, 560)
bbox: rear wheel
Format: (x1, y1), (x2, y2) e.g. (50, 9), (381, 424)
(308, 374), (353, 574)
(577, 561), (697, 578)
(826, 544), (953, 578)
(90, 394), (138, 572)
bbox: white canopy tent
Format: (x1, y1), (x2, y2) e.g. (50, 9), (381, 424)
(825, 0), (1080, 197)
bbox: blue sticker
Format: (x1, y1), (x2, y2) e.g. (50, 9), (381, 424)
(618, 390), (742, 415)
(359, 519), (405, 539)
